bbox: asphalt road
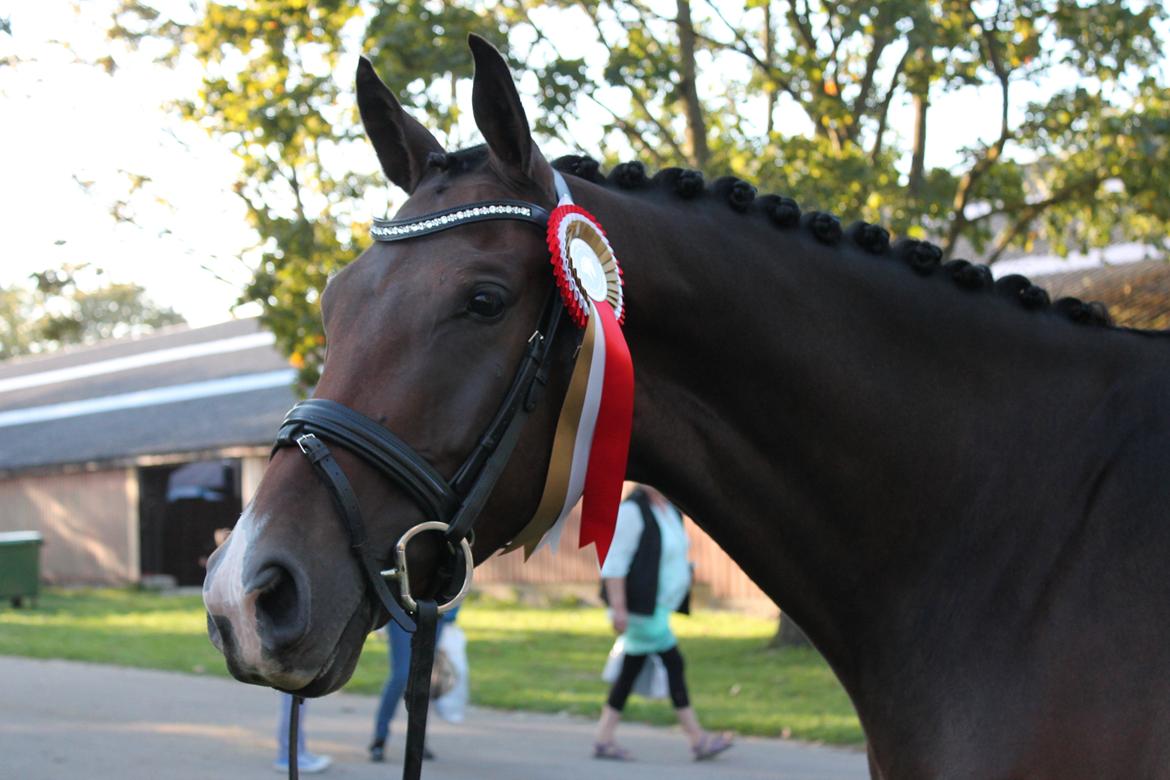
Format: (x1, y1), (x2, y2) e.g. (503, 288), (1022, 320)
(0, 656), (869, 780)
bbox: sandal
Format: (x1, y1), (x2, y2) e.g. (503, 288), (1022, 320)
(593, 741), (633, 761)
(692, 732), (734, 761)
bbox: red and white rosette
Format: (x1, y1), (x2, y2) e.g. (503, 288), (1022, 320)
(504, 197), (633, 568)
(547, 203), (625, 327)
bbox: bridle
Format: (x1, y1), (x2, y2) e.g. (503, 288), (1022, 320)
(271, 172), (578, 780)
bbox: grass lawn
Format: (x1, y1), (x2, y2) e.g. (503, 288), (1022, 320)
(0, 588), (862, 744)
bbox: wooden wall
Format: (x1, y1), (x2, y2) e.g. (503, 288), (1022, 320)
(0, 468), (137, 585)
(476, 505), (776, 609)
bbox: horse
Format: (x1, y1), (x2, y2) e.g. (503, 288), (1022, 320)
(202, 36), (1170, 778)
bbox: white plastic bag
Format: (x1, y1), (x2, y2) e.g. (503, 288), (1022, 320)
(601, 635), (626, 683)
(433, 624), (469, 723)
(638, 654), (669, 699)
(600, 636), (668, 700)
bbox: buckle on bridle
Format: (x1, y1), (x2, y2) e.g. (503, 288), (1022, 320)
(295, 433), (325, 461)
(379, 521), (473, 615)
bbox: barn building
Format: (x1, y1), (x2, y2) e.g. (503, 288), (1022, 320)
(0, 318), (773, 608)
(0, 318), (292, 586)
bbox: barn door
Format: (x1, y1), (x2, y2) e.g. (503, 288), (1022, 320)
(138, 459), (242, 587)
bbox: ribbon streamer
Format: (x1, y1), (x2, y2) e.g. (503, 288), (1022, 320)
(505, 312), (599, 555)
(576, 301), (634, 565)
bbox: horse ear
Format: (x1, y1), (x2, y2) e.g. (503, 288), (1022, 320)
(356, 57), (444, 194)
(468, 34), (541, 184)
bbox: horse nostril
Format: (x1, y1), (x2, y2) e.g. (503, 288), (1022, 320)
(207, 613), (230, 653)
(248, 563), (309, 651)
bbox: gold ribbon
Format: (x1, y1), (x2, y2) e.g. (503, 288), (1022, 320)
(504, 313), (598, 556)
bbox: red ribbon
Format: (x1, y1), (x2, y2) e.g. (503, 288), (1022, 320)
(578, 301), (634, 566)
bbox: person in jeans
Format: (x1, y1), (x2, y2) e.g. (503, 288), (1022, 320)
(369, 606), (460, 762)
(593, 485), (733, 762)
(274, 693), (332, 774)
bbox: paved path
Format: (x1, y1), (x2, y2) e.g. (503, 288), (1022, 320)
(0, 656), (868, 779)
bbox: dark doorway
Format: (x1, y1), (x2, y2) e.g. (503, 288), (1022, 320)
(138, 459), (241, 586)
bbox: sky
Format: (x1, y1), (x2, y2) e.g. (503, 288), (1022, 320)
(1, 2), (1161, 329)
(2, 1), (257, 326)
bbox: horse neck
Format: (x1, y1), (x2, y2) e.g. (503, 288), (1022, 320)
(573, 177), (1163, 689)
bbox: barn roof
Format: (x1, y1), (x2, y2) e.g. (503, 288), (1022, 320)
(1036, 258), (1170, 331)
(0, 318), (296, 475)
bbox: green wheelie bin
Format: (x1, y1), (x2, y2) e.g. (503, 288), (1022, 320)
(0, 531), (44, 607)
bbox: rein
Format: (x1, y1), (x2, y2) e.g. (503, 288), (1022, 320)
(272, 172), (575, 780)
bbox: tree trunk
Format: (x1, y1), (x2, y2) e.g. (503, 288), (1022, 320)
(908, 47), (930, 195)
(676, 0), (709, 170)
(763, 1), (777, 137)
(769, 611), (811, 648)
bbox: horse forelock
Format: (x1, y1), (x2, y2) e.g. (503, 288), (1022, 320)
(549, 154), (1122, 333)
(423, 145), (490, 177)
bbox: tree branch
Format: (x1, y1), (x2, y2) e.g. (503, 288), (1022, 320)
(984, 176), (1104, 264)
(578, 1), (689, 163)
(786, 0), (818, 53)
(868, 46), (910, 162)
(764, 0), (777, 135)
(851, 30), (890, 141)
(587, 94), (669, 167)
(941, 2), (1013, 258)
(784, 0), (848, 147)
(694, 0), (799, 105)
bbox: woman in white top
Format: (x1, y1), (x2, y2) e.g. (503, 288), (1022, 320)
(593, 484), (734, 762)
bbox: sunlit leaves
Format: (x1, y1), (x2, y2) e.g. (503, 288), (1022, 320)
(108, 0), (1170, 381)
(0, 266), (184, 359)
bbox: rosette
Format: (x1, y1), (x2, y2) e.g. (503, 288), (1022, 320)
(503, 195), (632, 567)
(547, 202), (624, 327)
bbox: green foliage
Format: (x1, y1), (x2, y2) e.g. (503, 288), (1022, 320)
(0, 264), (184, 360)
(0, 588), (862, 743)
(110, 1), (1170, 379)
(0, 286), (32, 359)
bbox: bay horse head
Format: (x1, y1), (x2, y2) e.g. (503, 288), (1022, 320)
(202, 37), (579, 695)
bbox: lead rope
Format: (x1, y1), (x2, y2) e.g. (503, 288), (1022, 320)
(402, 600), (439, 779)
(288, 695), (302, 780)
(282, 608), (437, 780)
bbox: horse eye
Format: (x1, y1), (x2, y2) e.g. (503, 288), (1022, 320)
(466, 290), (505, 320)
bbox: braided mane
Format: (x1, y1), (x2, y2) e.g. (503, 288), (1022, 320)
(551, 154), (1115, 329)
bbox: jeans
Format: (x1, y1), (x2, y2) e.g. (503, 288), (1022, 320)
(372, 607), (459, 743)
(275, 693), (307, 761)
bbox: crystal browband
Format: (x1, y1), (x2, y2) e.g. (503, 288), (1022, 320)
(371, 199), (552, 242)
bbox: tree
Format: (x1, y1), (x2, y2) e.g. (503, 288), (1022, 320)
(0, 264), (184, 360)
(110, 1), (1170, 382)
(0, 286), (31, 360)
(769, 610), (812, 649)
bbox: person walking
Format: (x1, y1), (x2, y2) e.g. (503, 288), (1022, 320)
(593, 485), (734, 762)
(369, 607), (460, 762)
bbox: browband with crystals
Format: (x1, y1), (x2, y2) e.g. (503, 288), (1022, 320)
(371, 200), (549, 241)
(370, 173), (572, 243)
